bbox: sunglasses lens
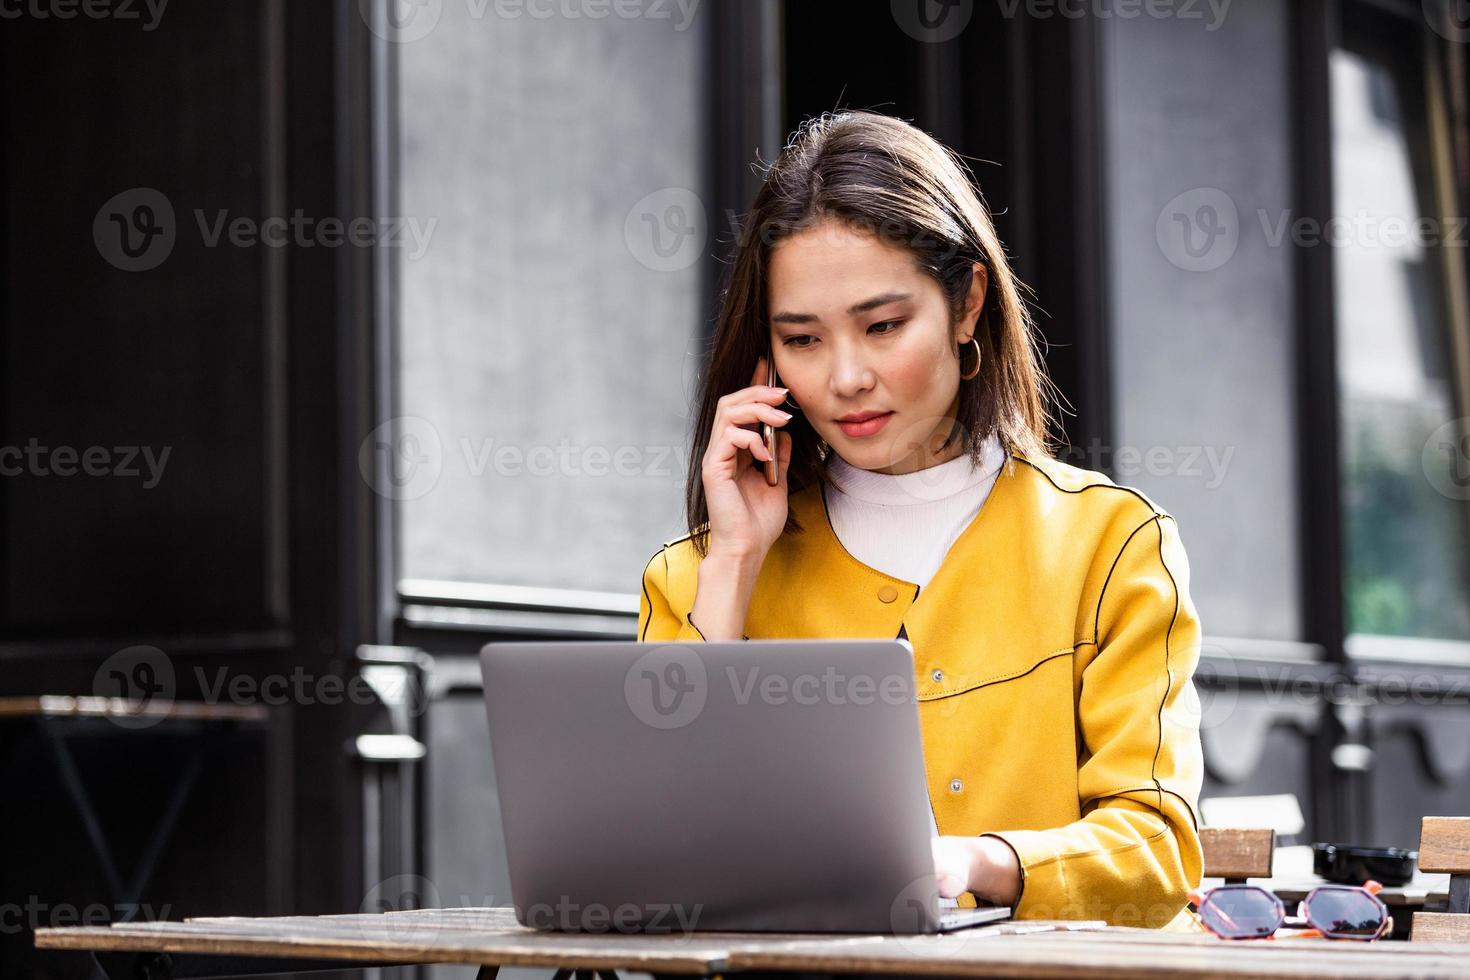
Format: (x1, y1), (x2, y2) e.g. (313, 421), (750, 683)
(1199, 887), (1281, 939)
(1305, 889), (1386, 939)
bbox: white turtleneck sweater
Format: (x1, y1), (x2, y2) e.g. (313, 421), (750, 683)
(822, 433), (1008, 906)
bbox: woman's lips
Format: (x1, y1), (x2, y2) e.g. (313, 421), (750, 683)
(835, 412), (894, 437)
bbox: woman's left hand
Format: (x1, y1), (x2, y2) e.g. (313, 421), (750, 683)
(930, 835), (1023, 906)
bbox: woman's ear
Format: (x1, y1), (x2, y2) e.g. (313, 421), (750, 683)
(968, 261), (989, 321)
(957, 260), (989, 343)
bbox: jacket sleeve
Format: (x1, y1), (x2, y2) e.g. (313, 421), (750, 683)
(637, 545), (710, 643)
(985, 512), (1205, 927)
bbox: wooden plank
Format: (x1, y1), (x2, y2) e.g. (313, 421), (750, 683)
(1419, 817), (1470, 874)
(1411, 911), (1470, 944)
(1200, 827), (1275, 879)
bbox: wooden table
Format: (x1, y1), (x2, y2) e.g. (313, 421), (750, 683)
(34, 905), (1470, 979)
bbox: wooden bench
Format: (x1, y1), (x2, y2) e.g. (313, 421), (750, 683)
(1410, 816), (1470, 943)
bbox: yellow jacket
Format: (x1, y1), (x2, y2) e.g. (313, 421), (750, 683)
(638, 452), (1205, 929)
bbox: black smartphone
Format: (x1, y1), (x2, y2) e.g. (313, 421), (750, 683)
(762, 351), (780, 486)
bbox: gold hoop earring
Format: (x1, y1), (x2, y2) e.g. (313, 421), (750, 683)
(959, 336), (982, 381)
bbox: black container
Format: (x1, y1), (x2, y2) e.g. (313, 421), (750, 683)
(1311, 842), (1417, 886)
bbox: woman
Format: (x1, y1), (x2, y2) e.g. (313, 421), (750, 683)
(638, 110), (1204, 930)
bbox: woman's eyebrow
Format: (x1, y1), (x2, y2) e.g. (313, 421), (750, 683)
(771, 290), (913, 325)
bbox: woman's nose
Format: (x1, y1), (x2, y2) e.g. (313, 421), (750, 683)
(829, 345), (876, 396)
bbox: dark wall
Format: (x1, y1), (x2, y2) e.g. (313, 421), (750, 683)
(0, 2), (381, 976)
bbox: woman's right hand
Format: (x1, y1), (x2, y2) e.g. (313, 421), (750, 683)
(701, 353), (794, 562)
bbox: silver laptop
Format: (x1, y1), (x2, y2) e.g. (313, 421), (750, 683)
(479, 637), (1012, 934)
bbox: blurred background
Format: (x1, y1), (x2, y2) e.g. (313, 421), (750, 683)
(2, 0), (1469, 976)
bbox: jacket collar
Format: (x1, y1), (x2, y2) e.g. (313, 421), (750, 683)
(745, 453), (1031, 657)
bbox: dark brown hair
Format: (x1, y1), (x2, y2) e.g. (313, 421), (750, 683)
(684, 109), (1058, 557)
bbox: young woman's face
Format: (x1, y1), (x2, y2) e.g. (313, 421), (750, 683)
(766, 218), (986, 475)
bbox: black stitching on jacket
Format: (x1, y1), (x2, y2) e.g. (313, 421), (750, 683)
(1092, 516), (1162, 649)
(638, 545), (665, 642)
(1150, 516), (1184, 828)
(1010, 455), (1166, 515)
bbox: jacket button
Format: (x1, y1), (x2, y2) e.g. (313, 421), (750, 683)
(931, 668), (944, 683)
(949, 778), (963, 793)
(877, 585), (898, 603)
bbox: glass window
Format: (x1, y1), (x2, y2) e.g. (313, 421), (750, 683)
(386, 1), (712, 599)
(1330, 8), (1470, 645)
